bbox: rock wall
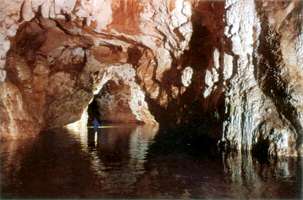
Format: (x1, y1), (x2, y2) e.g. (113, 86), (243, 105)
(221, 0), (303, 156)
(0, 0), (302, 156)
(0, 0), (192, 139)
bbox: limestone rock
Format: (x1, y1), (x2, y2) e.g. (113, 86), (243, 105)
(0, 0), (191, 138)
(181, 66), (193, 87)
(222, 0), (303, 156)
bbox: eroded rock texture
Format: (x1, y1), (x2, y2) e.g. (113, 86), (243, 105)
(0, 0), (302, 156)
(221, 0), (303, 156)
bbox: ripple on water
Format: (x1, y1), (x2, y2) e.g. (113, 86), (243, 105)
(0, 125), (302, 198)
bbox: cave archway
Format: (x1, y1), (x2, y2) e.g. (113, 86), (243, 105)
(1, 17), (159, 138)
(88, 80), (140, 125)
(0, 2), (226, 143)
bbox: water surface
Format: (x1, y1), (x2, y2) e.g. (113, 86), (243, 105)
(1, 125), (302, 198)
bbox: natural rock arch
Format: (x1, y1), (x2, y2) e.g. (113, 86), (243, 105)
(1, 17), (160, 139)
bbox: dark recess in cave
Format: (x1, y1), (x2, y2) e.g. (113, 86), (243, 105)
(87, 97), (101, 126)
(252, 137), (270, 164)
(145, 1), (226, 147)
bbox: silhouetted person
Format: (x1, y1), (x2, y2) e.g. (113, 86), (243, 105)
(93, 117), (100, 133)
(88, 117), (101, 148)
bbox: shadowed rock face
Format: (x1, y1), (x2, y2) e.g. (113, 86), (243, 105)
(221, 0), (303, 157)
(0, 0), (302, 156)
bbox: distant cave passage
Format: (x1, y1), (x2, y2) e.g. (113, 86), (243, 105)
(87, 80), (141, 126)
(87, 98), (101, 127)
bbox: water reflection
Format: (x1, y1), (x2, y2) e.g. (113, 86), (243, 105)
(0, 125), (302, 198)
(72, 124), (158, 167)
(67, 124), (159, 196)
(221, 152), (300, 198)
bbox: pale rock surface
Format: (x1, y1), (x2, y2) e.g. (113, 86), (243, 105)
(93, 64), (157, 124)
(223, 53), (233, 81)
(203, 68), (219, 98)
(221, 0), (303, 156)
(181, 66), (193, 87)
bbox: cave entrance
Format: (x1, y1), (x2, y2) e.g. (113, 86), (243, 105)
(87, 97), (101, 128)
(87, 79), (141, 128)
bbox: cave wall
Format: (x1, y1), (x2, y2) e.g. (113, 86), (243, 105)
(0, 0), (302, 156)
(221, 0), (303, 156)
(0, 0), (192, 138)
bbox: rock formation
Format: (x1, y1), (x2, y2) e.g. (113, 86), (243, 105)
(0, 0), (302, 156)
(222, 0), (303, 157)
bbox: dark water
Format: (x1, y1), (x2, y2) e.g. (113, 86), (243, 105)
(1, 125), (302, 198)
